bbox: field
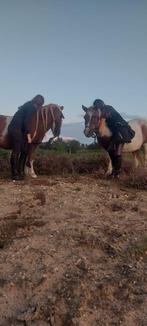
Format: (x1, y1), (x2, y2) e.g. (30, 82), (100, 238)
(0, 149), (147, 326)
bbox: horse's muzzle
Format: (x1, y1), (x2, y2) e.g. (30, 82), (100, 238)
(84, 127), (94, 137)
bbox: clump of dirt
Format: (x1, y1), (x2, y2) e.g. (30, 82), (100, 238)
(121, 167), (147, 190)
(34, 190), (46, 206)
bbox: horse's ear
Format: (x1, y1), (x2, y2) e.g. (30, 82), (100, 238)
(82, 105), (87, 112)
(60, 106), (64, 111)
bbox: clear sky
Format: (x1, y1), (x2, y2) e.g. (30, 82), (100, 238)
(0, 0), (147, 122)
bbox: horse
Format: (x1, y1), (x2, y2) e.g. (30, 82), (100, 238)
(0, 103), (64, 178)
(82, 105), (147, 176)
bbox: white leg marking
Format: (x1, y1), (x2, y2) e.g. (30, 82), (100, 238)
(24, 161), (37, 178)
(30, 160), (37, 178)
(106, 156), (113, 176)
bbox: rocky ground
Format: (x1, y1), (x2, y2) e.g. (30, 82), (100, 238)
(0, 174), (147, 326)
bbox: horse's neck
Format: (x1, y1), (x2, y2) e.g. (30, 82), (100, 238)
(41, 107), (54, 132)
(40, 108), (48, 132)
(98, 118), (112, 138)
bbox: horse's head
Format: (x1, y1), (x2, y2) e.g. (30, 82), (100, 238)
(46, 104), (64, 138)
(82, 105), (101, 137)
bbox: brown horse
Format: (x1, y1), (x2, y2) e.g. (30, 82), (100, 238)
(0, 104), (64, 178)
(82, 105), (147, 175)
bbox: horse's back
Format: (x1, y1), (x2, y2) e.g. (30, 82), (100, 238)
(123, 119), (147, 152)
(0, 115), (12, 149)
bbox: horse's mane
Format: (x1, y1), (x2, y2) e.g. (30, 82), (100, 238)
(42, 103), (61, 110)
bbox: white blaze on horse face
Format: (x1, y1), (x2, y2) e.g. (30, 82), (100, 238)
(84, 110), (93, 136)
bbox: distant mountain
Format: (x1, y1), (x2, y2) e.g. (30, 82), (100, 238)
(60, 122), (90, 144)
(120, 112), (140, 120)
(60, 113), (142, 144)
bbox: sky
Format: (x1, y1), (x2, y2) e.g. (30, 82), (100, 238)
(0, 0), (147, 123)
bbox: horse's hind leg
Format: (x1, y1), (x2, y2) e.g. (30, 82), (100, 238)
(132, 151), (140, 168)
(142, 143), (147, 166)
(132, 149), (145, 168)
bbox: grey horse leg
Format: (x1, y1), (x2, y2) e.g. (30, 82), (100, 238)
(142, 143), (147, 166)
(132, 150), (141, 168)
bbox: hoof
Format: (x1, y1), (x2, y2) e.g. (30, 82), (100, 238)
(31, 174), (37, 178)
(106, 171), (120, 179)
(12, 175), (24, 181)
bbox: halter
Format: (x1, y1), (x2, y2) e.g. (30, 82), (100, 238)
(85, 108), (103, 137)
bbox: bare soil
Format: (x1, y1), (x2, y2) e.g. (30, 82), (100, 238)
(0, 174), (147, 326)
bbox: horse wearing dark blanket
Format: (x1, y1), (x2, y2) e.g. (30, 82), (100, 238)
(82, 105), (147, 176)
(0, 104), (64, 179)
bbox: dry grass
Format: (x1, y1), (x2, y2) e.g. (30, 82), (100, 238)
(0, 151), (147, 191)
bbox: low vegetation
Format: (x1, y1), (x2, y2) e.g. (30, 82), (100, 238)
(0, 140), (108, 177)
(0, 139), (147, 191)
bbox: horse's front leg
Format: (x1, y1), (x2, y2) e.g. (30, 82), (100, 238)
(107, 144), (123, 177)
(25, 144), (37, 178)
(106, 153), (113, 176)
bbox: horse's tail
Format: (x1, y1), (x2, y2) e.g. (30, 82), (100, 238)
(141, 120), (147, 143)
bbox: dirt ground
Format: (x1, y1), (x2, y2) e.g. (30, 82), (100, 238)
(0, 174), (147, 326)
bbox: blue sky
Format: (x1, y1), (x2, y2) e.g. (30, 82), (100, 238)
(0, 0), (147, 122)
